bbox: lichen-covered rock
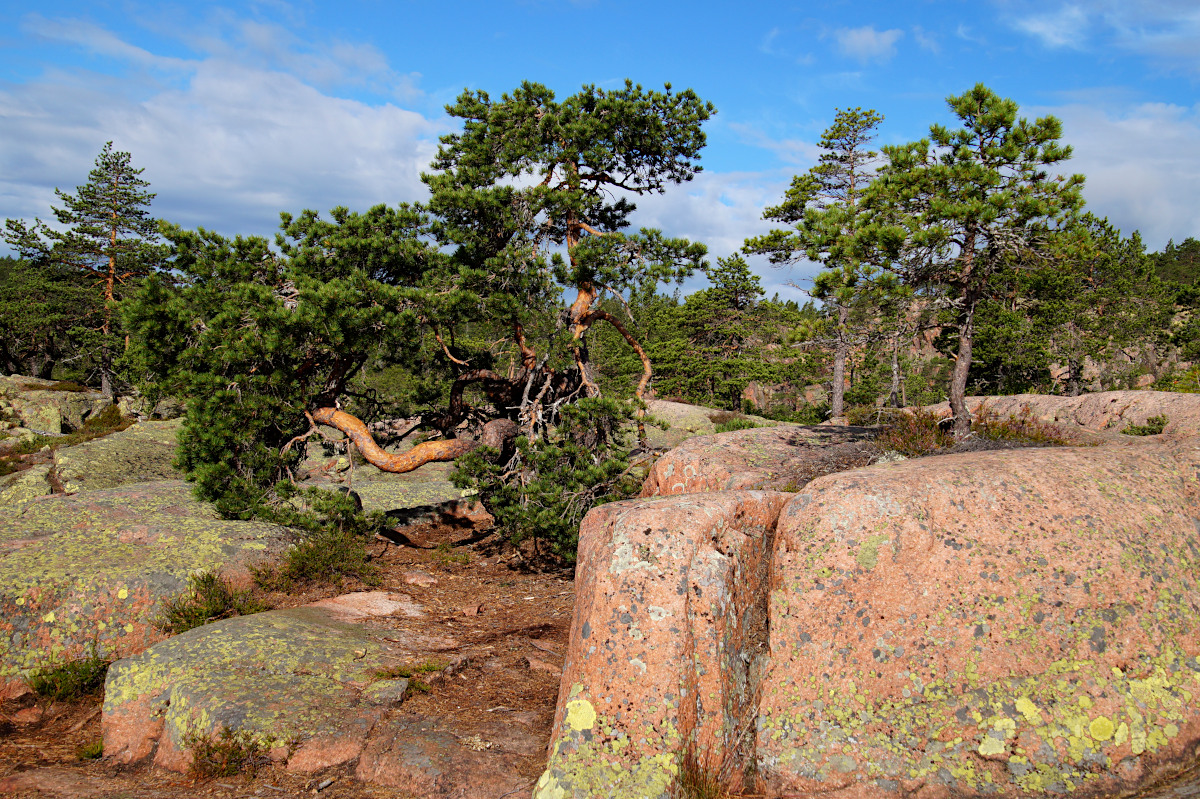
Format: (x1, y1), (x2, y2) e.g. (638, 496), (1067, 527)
(927, 390), (1200, 438)
(52, 419), (183, 494)
(641, 424), (874, 497)
(350, 477), (467, 515)
(642, 399), (777, 450)
(103, 593), (542, 796)
(0, 463), (53, 506)
(537, 491), (793, 798)
(0, 375), (110, 433)
(0, 480), (291, 698)
(102, 600), (408, 771)
(757, 436), (1200, 798)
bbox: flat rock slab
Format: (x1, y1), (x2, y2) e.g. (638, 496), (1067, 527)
(351, 478), (467, 516)
(103, 593), (542, 797)
(537, 491), (793, 798)
(642, 424), (875, 497)
(643, 399), (778, 450)
(0, 463), (53, 507)
(0, 375), (110, 433)
(758, 436), (1200, 798)
(0, 480), (290, 699)
(52, 419), (183, 494)
(928, 390), (1200, 438)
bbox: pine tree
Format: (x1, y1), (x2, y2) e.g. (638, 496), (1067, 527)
(862, 85), (1085, 437)
(5, 142), (162, 396)
(424, 80), (711, 442)
(745, 108), (885, 417)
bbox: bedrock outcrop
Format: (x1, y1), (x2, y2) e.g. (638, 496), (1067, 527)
(103, 591), (542, 798)
(0, 480), (291, 699)
(641, 424), (874, 497)
(539, 428), (1200, 797)
(537, 491), (793, 798)
(929, 390), (1200, 438)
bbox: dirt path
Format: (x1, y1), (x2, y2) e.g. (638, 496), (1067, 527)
(0, 523), (575, 799)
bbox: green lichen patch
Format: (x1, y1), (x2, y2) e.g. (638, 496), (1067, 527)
(0, 480), (291, 694)
(103, 605), (404, 763)
(52, 419), (183, 494)
(761, 440), (1200, 797)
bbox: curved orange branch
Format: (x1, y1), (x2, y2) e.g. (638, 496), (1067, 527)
(311, 407), (478, 473)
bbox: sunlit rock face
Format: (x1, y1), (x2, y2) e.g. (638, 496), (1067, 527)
(539, 403), (1200, 799)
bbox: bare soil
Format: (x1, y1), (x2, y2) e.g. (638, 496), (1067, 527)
(0, 522), (576, 799)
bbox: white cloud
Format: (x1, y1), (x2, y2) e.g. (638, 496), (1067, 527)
(728, 122), (822, 166)
(1012, 4), (1090, 48)
(20, 15), (193, 73)
(833, 26), (904, 64)
(1002, 1), (1200, 70)
(912, 25), (940, 54)
(0, 16), (443, 247)
(629, 170), (813, 301)
(1039, 101), (1200, 248)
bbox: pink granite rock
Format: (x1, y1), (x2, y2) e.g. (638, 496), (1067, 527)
(641, 425), (874, 497)
(538, 491), (793, 797)
(757, 436), (1200, 798)
(355, 714), (537, 798)
(926, 390), (1200, 438)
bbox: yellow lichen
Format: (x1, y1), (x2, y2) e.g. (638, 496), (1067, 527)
(1089, 716), (1115, 741)
(564, 699), (597, 732)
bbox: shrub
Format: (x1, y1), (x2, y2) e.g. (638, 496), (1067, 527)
(156, 571), (270, 635)
(973, 404), (1071, 445)
(452, 397), (641, 563)
(1123, 414), (1169, 436)
(713, 417), (758, 434)
(1155, 365), (1200, 394)
(251, 487), (382, 590)
(873, 408), (953, 458)
(27, 644), (111, 700)
(185, 725), (273, 779)
(76, 740), (104, 760)
(845, 405), (908, 427)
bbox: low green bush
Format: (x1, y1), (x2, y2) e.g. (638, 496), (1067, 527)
(873, 408), (954, 457)
(713, 417), (758, 434)
(76, 740), (104, 760)
(251, 486), (383, 590)
(156, 572), (270, 635)
(185, 725), (273, 779)
(1123, 414), (1169, 436)
(27, 644), (111, 700)
(452, 397), (641, 563)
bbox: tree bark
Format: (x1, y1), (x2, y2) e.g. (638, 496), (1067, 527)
(949, 304), (975, 439)
(312, 407), (481, 473)
(1067, 357), (1083, 397)
(888, 334), (902, 408)
(830, 305), (849, 417)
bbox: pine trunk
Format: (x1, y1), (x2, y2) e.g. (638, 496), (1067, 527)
(949, 306), (975, 439)
(830, 305), (849, 417)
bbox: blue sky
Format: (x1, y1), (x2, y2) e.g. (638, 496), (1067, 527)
(3, 0), (1199, 299)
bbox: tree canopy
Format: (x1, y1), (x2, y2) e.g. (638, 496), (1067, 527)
(5, 142), (163, 396)
(862, 84), (1086, 436)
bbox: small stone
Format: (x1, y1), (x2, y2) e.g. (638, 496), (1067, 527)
(525, 656), (560, 674)
(402, 569), (438, 587)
